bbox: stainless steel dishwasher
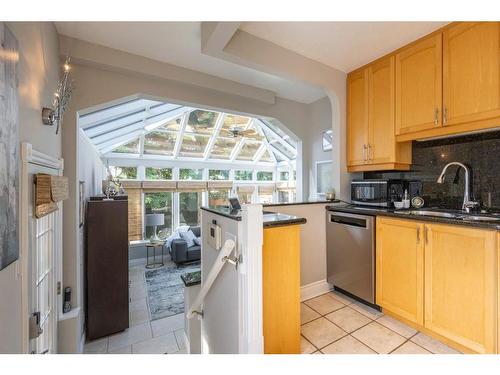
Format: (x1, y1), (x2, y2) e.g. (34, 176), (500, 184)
(326, 210), (375, 305)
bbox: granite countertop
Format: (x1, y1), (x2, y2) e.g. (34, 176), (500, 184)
(200, 206), (307, 228)
(181, 270), (201, 287)
(326, 203), (500, 230)
(264, 199), (338, 207)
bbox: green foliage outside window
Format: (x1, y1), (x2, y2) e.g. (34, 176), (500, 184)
(257, 171), (273, 181)
(145, 167), (172, 180)
(234, 170), (253, 181)
(179, 168), (203, 180)
(110, 166), (137, 180)
(209, 169), (229, 180)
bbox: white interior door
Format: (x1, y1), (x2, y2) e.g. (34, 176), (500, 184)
(27, 165), (61, 354)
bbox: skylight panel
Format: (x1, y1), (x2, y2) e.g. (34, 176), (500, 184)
(219, 114), (251, 137)
(236, 141), (261, 161)
(144, 131), (177, 156)
(179, 134), (211, 157)
(157, 118), (181, 132)
(185, 110), (219, 135)
(209, 137), (239, 159)
(272, 141), (296, 160)
(112, 139), (140, 154)
(259, 149), (273, 163)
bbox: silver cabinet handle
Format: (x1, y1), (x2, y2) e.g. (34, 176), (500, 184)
(368, 144), (372, 161)
(424, 226), (428, 244)
(362, 144), (367, 162)
(443, 107), (448, 125)
(434, 108), (439, 126)
(416, 227), (420, 244)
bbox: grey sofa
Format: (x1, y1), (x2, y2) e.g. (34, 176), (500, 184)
(169, 226), (201, 265)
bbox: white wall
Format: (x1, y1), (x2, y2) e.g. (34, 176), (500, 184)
(265, 203), (331, 290)
(306, 97), (334, 199)
(0, 22), (60, 353)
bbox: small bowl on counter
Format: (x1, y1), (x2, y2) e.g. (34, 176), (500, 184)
(393, 201), (405, 209)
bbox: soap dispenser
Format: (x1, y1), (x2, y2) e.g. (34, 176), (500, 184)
(403, 189), (410, 209)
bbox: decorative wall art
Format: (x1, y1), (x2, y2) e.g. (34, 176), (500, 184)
(0, 23), (20, 271)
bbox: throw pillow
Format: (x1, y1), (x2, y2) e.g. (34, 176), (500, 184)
(166, 231), (181, 249)
(180, 229), (197, 248)
(194, 237), (201, 246)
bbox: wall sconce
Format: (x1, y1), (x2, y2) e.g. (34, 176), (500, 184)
(42, 56), (74, 134)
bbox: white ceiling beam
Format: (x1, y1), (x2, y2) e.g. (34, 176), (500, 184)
(85, 103), (183, 138)
(80, 98), (162, 129)
(92, 121), (145, 145)
(269, 143), (291, 161)
(253, 143), (267, 163)
(203, 113), (225, 160)
(97, 129), (144, 154)
(103, 155), (276, 172)
(173, 111), (190, 158)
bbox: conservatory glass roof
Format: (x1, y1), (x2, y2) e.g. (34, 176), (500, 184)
(80, 97), (297, 166)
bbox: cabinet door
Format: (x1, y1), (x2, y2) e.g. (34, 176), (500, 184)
(376, 217), (424, 325)
(368, 56), (396, 164)
(395, 34), (442, 135)
(347, 69), (369, 166)
(443, 22), (500, 127)
(425, 223), (497, 353)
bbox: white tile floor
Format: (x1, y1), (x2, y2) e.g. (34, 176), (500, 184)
(301, 291), (461, 354)
(84, 257), (188, 354)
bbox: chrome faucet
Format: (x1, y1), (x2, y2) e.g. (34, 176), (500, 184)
(436, 162), (479, 213)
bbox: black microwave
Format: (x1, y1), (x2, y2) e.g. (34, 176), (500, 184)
(351, 179), (406, 207)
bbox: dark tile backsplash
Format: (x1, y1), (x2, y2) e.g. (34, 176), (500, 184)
(364, 130), (500, 210)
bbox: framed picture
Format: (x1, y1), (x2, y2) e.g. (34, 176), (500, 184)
(316, 160), (333, 194)
(322, 129), (333, 151)
(79, 181), (85, 227)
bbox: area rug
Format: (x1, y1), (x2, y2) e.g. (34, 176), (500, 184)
(145, 262), (200, 321)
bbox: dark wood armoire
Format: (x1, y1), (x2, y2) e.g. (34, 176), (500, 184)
(86, 198), (129, 340)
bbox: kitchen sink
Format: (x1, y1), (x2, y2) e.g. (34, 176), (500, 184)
(461, 215), (500, 222)
(396, 210), (461, 218)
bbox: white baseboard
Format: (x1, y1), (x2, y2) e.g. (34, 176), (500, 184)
(300, 280), (332, 302)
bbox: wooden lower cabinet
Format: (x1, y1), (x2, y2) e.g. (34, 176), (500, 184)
(376, 218), (498, 353)
(425, 224), (497, 354)
(376, 217), (424, 325)
(262, 225), (301, 354)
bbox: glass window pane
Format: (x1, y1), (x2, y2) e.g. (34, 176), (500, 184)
(209, 170), (229, 180)
(144, 192), (173, 239)
(158, 118), (181, 131)
(185, 110), (219, 135)
(236, 141), (261, 161)
(179, 192), (202, 226)
(219, 114), (250, 137)
(109, 166), (137, 180)
(145, 167), (172, 180)
(278, 190), (289, 203)
(112, 139), (139, 154)
(209, 137), (238, 159)
(279, 171), (290, 181)
(144, 131), (176, 156)
(209, 189), (230, 209)
(237, 188), (253, 204)
(272, 142), (295, 160)
(258, 189), (273, 204)
(259, 149), (273, 162)
(257, 171), (273, 181)
(179, 168), (203, 180)
(234, 170), (253, 181)
(179, 134), (210, 157)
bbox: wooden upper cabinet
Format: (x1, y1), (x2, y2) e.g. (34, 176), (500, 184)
(347, 69), (369, 167)
(443, 22), (500, 127)
(376, 217), (424, 325)
(395, 34), (442, 135)
(424, 223), (497, 354)
(347, 56), (412, 172)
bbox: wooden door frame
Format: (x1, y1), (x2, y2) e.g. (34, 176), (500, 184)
(20, 142), (64, 353)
